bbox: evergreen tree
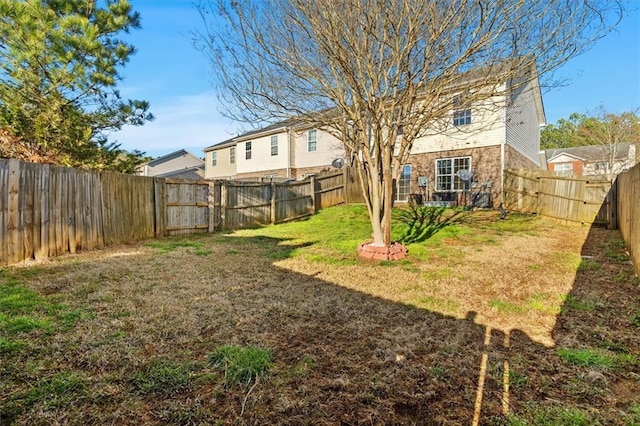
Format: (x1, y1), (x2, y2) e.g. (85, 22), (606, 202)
(0, 0), (152, 172)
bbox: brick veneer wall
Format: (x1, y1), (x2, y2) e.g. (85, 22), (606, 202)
(407, 146), (502, 206)
(504, 144), (539, 170)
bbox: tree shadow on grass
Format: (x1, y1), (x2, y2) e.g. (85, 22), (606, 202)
(394, 205), (468, 244)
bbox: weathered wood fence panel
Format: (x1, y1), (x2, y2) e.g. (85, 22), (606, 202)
(503, 169), (611, 226)
(165, 179), (209, 235)
(616, 163), (640, 275)
(314, 170), (345, 210)
(0, 159), (159, 266)
(274, 180), (313, 224)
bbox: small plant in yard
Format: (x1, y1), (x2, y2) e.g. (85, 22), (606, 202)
(562, 295), (598, 312)
(632, 311), (640, 328)
(208, 344), (272, 386)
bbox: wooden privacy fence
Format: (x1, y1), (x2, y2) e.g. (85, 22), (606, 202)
(0, 159), (159, 266)
(503, 169), (613, 226)
(615, 163), (640, 276)
(0, 160), (358, 265)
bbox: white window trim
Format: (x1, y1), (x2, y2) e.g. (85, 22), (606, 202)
(435, 156), (472, 191)
(307, 129), (317, 152)
(211, 151), (217, 167)
(229, 147), (235, 164)
(245, 141), (252, 160)
(271, 135), (278, 156)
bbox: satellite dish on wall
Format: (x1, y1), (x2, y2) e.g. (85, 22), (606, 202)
(331, 158), (345, 169)
(457, 169), (473, 182)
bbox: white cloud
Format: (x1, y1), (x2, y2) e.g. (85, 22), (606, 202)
(111, 91), (239, 158)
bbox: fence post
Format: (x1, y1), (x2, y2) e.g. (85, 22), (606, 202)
(7, 159), (21, 265)
(310, 176), (317, 214)
(609, 178), (618, 230)
(270, 182), (277, 225)
(208, 181), (216, 233)
(153, 177), (167, 237)
(220, 182), (227, 230)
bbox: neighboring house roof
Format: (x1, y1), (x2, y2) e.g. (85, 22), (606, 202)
(203, 138), (236, 152)
(204, 119), (302, 152)
(545, 143), (634, 163)
(147, 149), (202, 167)
(156, 165), (205, 180)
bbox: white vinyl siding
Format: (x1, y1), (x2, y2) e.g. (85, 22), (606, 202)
(505, 81), (542, 166)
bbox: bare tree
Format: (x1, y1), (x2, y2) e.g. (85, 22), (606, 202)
(194, 0), (623, 251)
(579, 107), (640, 181)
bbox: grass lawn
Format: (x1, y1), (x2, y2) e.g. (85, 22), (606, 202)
(1, 204), (639, 425)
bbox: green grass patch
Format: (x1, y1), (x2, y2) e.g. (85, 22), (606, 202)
(562, 295), (598, 312)
(0, 276), (85, 338)
(490, 294), (559, 314)
(5, 372), (88, 421)
(130, 359), (199, 395)
(0, 336), (25, 353)
(146, 239), (210, 255)
(207, 344), (272, 386)
(577, 259), (601, 272)
(557, 347), (637, 368)
(633, 311), (640, 328)
(507, 403), (597, 426)
(411, 296), (458, 313)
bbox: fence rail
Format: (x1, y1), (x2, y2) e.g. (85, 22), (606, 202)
(0, 159), (358, 266)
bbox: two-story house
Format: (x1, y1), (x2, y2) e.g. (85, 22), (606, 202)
(205, 76), (545, 206)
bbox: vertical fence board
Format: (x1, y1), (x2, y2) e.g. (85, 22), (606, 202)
(22, 162), (34, 260)
(0, 161), (7, 265)
(7, 159), (21, 264)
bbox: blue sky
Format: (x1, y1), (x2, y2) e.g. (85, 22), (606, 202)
(113, 2), (640, 158)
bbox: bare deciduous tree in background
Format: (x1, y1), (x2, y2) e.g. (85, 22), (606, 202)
(194, 0), (623, 251)
(579, 107), (639, 181)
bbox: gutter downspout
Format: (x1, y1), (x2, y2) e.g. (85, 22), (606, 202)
(501, 96), (507, 205)
(286, 127), (292, 179)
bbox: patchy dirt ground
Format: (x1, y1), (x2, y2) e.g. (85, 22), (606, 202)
(1, 211), (639, 425)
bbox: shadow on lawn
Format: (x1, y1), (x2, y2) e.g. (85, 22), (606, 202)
(2, 224), (638, 425)
(394, 205), (469, 244)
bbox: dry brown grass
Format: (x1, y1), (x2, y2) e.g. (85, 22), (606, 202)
(1, 208), (638, 425)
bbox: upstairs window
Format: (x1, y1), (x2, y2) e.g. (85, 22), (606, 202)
(307, 129), (317, 152)
(453, 108), (472, 126)
(271, 135), (278, 156)
(211, 151), (217, 167)
(229, 147), (236, 164)
(452, 96), (472, 126)
(245, 141), (252, 160)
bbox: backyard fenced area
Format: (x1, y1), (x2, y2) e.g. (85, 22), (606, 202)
(1, 205), (638, 424)
(0, 159), (359, 266)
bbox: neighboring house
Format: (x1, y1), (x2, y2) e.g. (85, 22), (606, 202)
(137, 149), (205, 179)
(541, 143), (637, 179)
(204, 75), (545, 207)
